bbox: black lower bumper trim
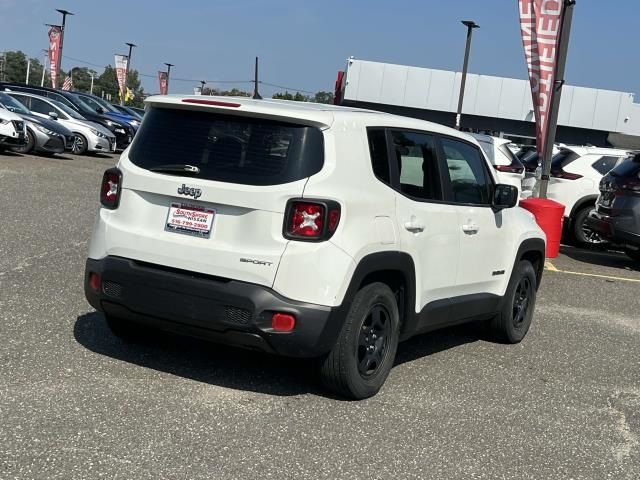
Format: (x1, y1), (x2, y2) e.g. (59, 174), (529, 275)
(85, 256), (343, 357)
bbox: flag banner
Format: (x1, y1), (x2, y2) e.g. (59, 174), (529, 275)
(114, 54), (128, 100)
(158, 71), (168, 95)
(62, 74), (73, 91)
(48, 26), (62, 89)
(519, 0), (565, 153)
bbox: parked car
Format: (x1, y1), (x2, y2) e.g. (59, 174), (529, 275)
(518, 144), (561, 196)
(8, 92), (116, 155)
(588, 154), (640, 262)
(84, 96), (546, 399)
(472, 134), (525, 194)
(111, 104), (143, 121)
(0, 92), (73, 155)
(0, 82), (134, 150)
(128, 106), (145, 118)
(547, 146), (630, 245)
(0, 103), (26, 151)
(72, 92), (140, 131)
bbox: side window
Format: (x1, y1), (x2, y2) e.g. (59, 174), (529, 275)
(30, 97), (52, 115)
(12, 95), (30, 110)
(441, 137), (491, 205)
(592, 156), (621, 175)
(390, 130), (442, 201)
(367, 129), (390, 185)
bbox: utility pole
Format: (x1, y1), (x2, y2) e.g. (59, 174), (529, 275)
(26, 58), (31, 84)
(122, 42), (136, 105)
(252, 56), (262, 99)
(55, 9), (74, 78)
(164, 62), (174, 93)
(200, 80), (206, 94)
(90, 72), (94, 94)
(538, 0), (576, 198)
(455, 20), (480, 130)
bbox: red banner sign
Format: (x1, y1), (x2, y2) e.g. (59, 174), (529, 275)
(519, 0), (564, 153)
(158, 71), (168, 95)
(48, 26), (62, 89)
(114, 54), (128, 99)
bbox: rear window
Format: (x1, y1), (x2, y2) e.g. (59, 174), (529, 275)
(591, 156), (621, 175)
(551, 150), (580, 172)
(610, 156), (640, 178)
(499, 144), (524, 168)
(129, 107), (324, 186)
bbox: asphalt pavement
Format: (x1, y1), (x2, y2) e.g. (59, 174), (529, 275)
(1, 151), (639, 479)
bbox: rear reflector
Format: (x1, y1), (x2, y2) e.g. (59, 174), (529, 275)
(88, 272), (101, 292)
(181, 98), (241, 108)
(272, 313), (296, 332)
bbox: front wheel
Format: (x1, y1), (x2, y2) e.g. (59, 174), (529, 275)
(320, 282), (400, 399)
(70, 133), (88, 155)
(13, 129), (35, 154)
(490, 260), (537, 343)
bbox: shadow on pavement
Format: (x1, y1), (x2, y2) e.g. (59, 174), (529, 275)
(559, 245), (639, 272)
(74, 311), (479, 398)
(0, 150), (22, 156)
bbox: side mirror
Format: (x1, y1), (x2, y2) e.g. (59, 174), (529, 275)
(48, 111), (59, 119)
(493, 184), (518, 211)
(96, 106), (105, 114)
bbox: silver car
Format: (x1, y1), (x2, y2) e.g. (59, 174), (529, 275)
(8, 92), (116, 155)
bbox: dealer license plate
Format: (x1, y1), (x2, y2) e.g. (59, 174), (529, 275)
(165, 203), (215, 238)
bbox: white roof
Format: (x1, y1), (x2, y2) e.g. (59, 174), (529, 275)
(145, 94), (480, 145)
(561, 145), (631, 157)
(471, 133), (512, 147)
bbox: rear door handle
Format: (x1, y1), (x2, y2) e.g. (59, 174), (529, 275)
(404, 221), (425, 233)
(462, 224), (479, 234)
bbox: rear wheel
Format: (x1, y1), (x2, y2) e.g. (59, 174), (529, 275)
(320, 282), (400, 399)
(13, 129), (34, 154)
(573, 205), (608, 247)
(490, 260), (537, 343)
(70, 133), (88, 155)
(105, 315), (146, 343)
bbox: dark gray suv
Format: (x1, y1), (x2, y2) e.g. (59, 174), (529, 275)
(588, 154), (640, 262)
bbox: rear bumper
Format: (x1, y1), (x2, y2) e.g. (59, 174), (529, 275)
(587, 211), (640, 247)
(84, 256), (344, 358)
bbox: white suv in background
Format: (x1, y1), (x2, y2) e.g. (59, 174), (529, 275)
(472, 134), (525, 195)
(0, 104), (26, 151)
(547, 146), (630, 245)
(85, 96), (546, 399)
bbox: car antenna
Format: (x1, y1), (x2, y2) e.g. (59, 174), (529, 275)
(252, 56), (262, 100)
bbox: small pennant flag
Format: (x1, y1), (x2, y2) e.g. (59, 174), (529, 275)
(62, 74), (73, 91)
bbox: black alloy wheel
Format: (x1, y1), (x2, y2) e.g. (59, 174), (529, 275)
(357, 304), (392, 377)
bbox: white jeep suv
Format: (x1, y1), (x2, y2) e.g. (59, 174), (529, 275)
(85, 96), (546, 399)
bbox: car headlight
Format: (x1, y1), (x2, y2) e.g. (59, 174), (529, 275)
(0, 119), (9, 125)
(104, 120), (115, 128)
(33, 124), (57, 136)
(89, 128), (108, 139)
(115, 128), (125, 134)
(130, 120), (140, 128)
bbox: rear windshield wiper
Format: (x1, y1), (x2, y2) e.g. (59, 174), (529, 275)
(149, 164), (201, 175)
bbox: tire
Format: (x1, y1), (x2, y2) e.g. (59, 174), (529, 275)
(626, 249), (640, 263)
(573, 205), (608, 247)
(320, 282), (400, 399)
(490, 260), (537, 344)
(105, 315), (146, 343)
(70, 133), (88, 155)
(13, 129), (34, 154)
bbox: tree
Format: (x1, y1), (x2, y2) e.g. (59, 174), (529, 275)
(93, 65), (145, 107)
(272, 91), (309, 102)
(313, 91), (334, 104)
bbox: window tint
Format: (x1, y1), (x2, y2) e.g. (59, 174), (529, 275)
(390, 130), (442, 201)
(611, 156), (640, 178)
(367, 129), (390, 185)
(592, 156), (621, 175)
(441, 137), (491, 205)
(10, 94), (30, 110)
(30, 97), (53, 115)
(129, 107), (324, 186)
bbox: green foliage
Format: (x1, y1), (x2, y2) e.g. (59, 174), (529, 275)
(313, 91), (334, 104)
(202, 87), (251, 97)
(272, 91), (309, 102)
(1, 50), (50, 86)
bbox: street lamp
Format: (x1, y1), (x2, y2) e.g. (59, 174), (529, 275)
(164, 62), (174, 94)
(122, 42), (136, 105)
(55, 9), (74, 79)
(455, 20), (479, 130)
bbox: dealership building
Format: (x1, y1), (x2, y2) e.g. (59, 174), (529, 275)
(336, 58), (640, 149)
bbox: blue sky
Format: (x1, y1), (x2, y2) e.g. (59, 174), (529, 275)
(1, 0), (638, 98)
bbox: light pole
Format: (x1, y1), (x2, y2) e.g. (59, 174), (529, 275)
(164, 62), (174, 93)
(252, 56), (262, 99)
(122, 42), (136, 105)
(55, 9), (74, 79)
(41, 49), (48, 86)
(200, 80), (206, 94)
(455, 20), (479, 130)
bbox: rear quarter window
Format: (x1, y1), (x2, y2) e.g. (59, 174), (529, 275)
(129, 107), (324, 186)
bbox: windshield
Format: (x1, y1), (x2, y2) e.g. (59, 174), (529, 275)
(0, 92), (31, 115)
(52, 99), (86, 120)
(79, 94), (119, 113)
(68, 93), (101, 115)
(129, 107), (324, 186)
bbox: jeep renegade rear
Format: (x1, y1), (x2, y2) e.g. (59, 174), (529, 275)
(85, 95), (545, 399)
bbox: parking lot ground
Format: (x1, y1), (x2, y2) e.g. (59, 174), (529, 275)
(1, 151), (639, 479)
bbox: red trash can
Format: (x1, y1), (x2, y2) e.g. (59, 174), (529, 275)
(519, 198), (565, 258)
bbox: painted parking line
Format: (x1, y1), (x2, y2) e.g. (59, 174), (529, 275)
(544, 261), (640, 283)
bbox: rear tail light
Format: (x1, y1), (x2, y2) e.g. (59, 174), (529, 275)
(283, 199), (341, 241)
(495, 164), (525, 174)
(100, 167), (122, 209)
(88, 272), (101, 292)
(552, 170), (583, 180)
